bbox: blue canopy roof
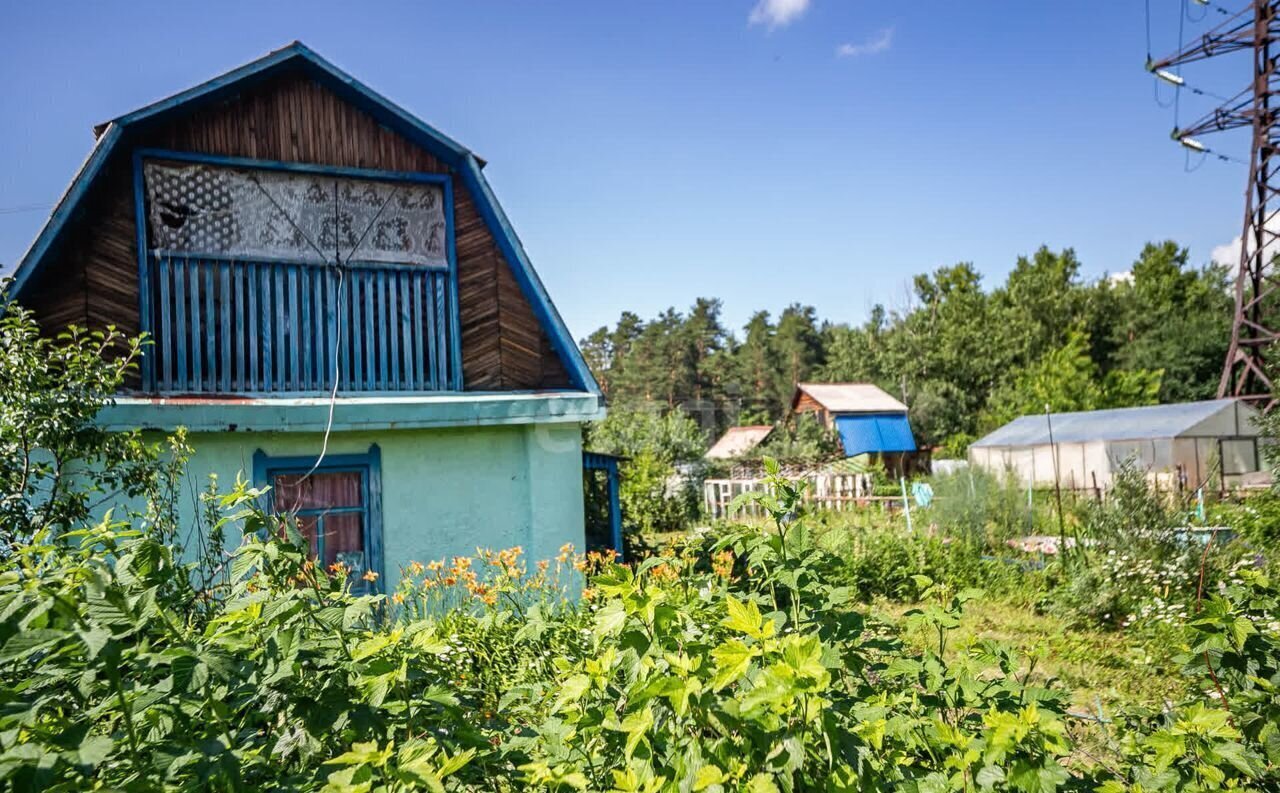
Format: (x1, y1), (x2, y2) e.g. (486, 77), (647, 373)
(834, 414), (917, 456)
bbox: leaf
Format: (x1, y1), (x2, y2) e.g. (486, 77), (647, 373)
(0, 628), (68, 661)
(974, 764), (1004, 789)
(724, 595), (765, 639)
(693, 765), (727, 791)
(320, 764), (375, 793)
(779, 634), (827, 684)
(1144, 730), (1186, 772)
(73, 735), (113, 768)
(436, 747), (476, 778)
(76, 626), (111, 660)
(325, 741), (394, 767)
(352, 630), (401, 661)
(594, 600), (628, 638)
(272, 726), (317, 762)
(711, 638), (758, 691)
(411, 632), (449, 655)
(554, 674), (592, 713)
(745, 773), (781, 793)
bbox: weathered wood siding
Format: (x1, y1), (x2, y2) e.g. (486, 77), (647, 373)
(792, 391), (831, 428)
(22, 69), (571, 391)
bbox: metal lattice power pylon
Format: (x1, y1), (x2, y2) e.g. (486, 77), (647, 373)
(1150, 0), (1280, 409)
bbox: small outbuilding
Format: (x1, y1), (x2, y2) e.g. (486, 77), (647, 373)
(969, 399), (1266, 492)
(790, 383), (921, 473)
(705, 425), (774, 460)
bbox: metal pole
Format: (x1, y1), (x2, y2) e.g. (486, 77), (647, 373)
(900, 476), (913, 533)
(1045, 404), (1068, 556)
(1148, 0), (1280, 409)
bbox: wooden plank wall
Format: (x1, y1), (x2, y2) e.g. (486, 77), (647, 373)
(792, 391), (830, 427)
(22, 69), (570, 391)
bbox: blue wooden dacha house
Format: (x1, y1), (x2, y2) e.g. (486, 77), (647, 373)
(7, 42), (617, 589)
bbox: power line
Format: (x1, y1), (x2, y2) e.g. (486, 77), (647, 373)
(0, 203), (51, 216)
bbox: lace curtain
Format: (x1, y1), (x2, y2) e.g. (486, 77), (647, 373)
(143, 162), (447, 267)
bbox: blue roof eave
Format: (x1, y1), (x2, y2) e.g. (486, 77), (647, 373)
(97, 390), (605, 433)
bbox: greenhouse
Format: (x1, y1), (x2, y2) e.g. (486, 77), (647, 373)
(968, 399), (1265, 492)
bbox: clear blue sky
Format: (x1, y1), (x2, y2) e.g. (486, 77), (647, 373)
(0, 1), (1254, 340)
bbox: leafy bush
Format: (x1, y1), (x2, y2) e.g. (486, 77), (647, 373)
(752, 412), (842, 460)
(926, 466), (1047, 544)
(586, 403), (706, 533)
(3, 459), (1280, 789)
(0, 305), (176, 548)
(1209, 491), (1280, 547)
(2, 312), (1279, 790)
(810, 521), (1039, 603)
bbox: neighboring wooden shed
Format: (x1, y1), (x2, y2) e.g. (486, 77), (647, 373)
(705, 425), (774, 460)
(790, 383), (918, 463)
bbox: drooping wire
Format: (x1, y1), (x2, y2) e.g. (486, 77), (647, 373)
(246, 176), (332, 263)
(288, 181), (401, 508)
(1184, 141), (1250, 166)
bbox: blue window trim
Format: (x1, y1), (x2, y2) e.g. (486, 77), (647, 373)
(252, 444), (384, 593)
(582, 452), (623, 561)
(135, 147), (454, 186)
(131, 148), (462, 391)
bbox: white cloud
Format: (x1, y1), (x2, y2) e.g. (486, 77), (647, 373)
(836, 28), (894, 58)
(1211, 215), (1280, 269)
(1211, 236), (1240, 266)
(748, 0), (811, 29)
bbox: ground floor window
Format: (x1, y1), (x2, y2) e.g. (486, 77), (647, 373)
(253, 446), (383, 592)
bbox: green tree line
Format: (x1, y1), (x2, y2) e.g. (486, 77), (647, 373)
(580, 241), (1231, 455)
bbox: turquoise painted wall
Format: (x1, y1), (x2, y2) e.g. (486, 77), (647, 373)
(171, 422), (586, 590)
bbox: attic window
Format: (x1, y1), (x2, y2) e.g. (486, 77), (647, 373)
(143, 161), (447, 267)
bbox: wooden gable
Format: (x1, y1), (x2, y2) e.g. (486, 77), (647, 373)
(21, 69), (571, 392)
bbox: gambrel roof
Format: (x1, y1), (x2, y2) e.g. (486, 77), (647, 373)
(9, 41), (598, 395)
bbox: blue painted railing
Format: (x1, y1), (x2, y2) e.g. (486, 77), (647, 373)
(146, 253), (453, 394)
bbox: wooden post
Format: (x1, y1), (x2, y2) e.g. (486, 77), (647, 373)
(607, 461), (623, 561)
(1045, 405), (1068, 557)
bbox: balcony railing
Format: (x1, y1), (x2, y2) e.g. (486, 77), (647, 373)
(143, 253), (457, 394)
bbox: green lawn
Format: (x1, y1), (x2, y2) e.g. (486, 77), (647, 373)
(876, 597), (1186, 716)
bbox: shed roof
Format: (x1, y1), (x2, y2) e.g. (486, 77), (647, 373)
(705, 425), (774, 460)
(793, 383), (907, 414)
(971, 399), (1253, 448)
